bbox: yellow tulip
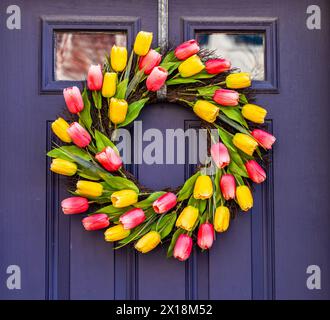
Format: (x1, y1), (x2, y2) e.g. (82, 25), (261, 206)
(233, 133), (258, 156)
(50, 158), (77, 176)
(102, 72), (117, 98)
(242, 104), (267, 124)
(111, 189), (138, 208)
(226, 72), (251, 89)
(214, 206), (230, 232)
(236, 185), (253, 211)
(193, 175), (213, 199)
(51, 117), (72, 143)
(104, 224), (130, 242)
(178, 54), (205, 77)
(134, 31), (153, 56)
(108, 97), (128, 124)
(110, 45), (127, 72)
(75, 180), (103, 198)
(135, 231), (161, 253)
(193, 100), (219, 123)
(176, 206), (199, 231)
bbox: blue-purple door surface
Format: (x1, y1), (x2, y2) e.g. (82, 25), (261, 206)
(0, 0), (329, 300)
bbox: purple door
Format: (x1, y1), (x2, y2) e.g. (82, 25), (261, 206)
(0, 0), (329, 300)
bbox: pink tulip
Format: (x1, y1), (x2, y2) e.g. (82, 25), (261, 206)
(245, 160), (266, 184)
(146, 66), (168, 91)
(205, 58), (231, 74)
(251, 129), (276, 150)
(174, 39), (200, 60)
(61, 197), (89, 214)
(139, 49), (162, 75)
(220, 174), (236, 200)
(63, 86), (84, 114)
(197, 223), (214, 250)
(213, 89), (239, 106)
(153, 192), (177, 214)
(95, 146), (122, 172)
(173, 234), (193, 261)
(67, 122), (91, 148)
(211, 142), (230, 169)
(82, 213), (110, 231)
(87, 64), (103, 90)
(119, 208), (146, 230)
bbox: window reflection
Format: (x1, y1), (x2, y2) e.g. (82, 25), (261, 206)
(196, 32), (265, 81)
(55, 31), (127, 81)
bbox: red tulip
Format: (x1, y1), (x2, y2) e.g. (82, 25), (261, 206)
(245, 160), (266, 184)
(82, 213), (110, 231)
(205, 58), (231, 74)
(95, 146), (122, 172)
(61, 197), (89, 214)
(153, 192), (177, 214)
(174, 39), (200, 60)
(139, 49), (162, 75)
(220, 174), (236, 200)
(211, 142), (230, 169)
(87, 64), (103, 90)
(63, 86), (84, 114)
(146, 66), (168, 91)
(173, 234), (193, 261)
(213, 89), (239, 106)
(197, 222), (214, 250)
(119, 208), (146, 229)
(67, 122), (91, 148)
(251, 129), (276, 150)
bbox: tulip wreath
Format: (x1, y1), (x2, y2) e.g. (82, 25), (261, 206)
(48, 31), (276, 261)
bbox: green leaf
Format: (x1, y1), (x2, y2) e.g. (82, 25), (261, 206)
(199, 199), (207, 214)
(78, 170), (100, 181)
(124, 51), (134, 80)
(47, 145), (91, 161)
(190, 70), (216, 79)
(161, 50), (178, 64)
(134, 191), (166, 209)
(92, 90), (102, 109)
(228, 149), (249, 177)
(219, 113), (251, 135)
(177, 171), (201, 201)
(115, 78), (128, 99)
(118, 98), (149, 127)
(103, 175), (139, 193)
(239, 94), (249, 104)
(158, 213), (177, 239)
(167, 228), (185, 258)
(125, 69), (146, 98)
(95, 205), (129, 215)
(79, 88), (93, 132)
(166, 77), (202, 86)
(160, 61), (181, 76)
(214, 169), (223, 206)
(188, 196), (199, 207)
(220, 107), (248, 128)
(197, 85), (220, 96)
(217, 127), (236, 152)
(94, 129), (118, 153)
(234, 174), (245, 186)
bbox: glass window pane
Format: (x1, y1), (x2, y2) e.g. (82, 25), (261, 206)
(196, 32), (265, 81)
(54, 31), (127, 81)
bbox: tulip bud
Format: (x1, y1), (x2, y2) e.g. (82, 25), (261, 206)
(193, 100), (219, 123)
(178, 54), (204, 78)
(102, 72), (117, 98)
(245, 160), (266, 184)
(61, 196), (89, 214)
(236, 185), (253, 211)
(226, 72), (251, 89)
(205, 58), (231, 74)
(146, 66), (168, 91)
(51, 117), (72, 143)
(104, 224), (130, 242)
(173, 234), (193, 261)
(119, 208), (146, 230)
(211, 142), (230, 169)
(82, 213), (110, 231)
(135, 231), (161, 253)
(242, 104), (267, 124)
(251, 129), (276, 150)
(139, 49), (162, 74)
(232, 133), (258, 156)
(111, 189), (138, 208)
(95, 146), (122, 172)
(110, 45), (127, 72)
(153, 192), (177, 214)
(175, 206), (199, 231)
(213, 89), (239, 106)
(87, 64), (103, 91)
(50, 158), (77, 176)
(108, 97), (128, 124)
(75, 180), (103, 198)
(134, 31), (153, 56)
(63, 86), (84, 114)
(197, 222), (214, 250)
(174, 39), (200, 60)
(193, 175), (213, 200)
(220, 174), (236, 200)
(67, 122), (91, 148)
(214, 206), (230, 232)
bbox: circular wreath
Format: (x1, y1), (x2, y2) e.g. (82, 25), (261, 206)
(48, 31), (276, 261)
